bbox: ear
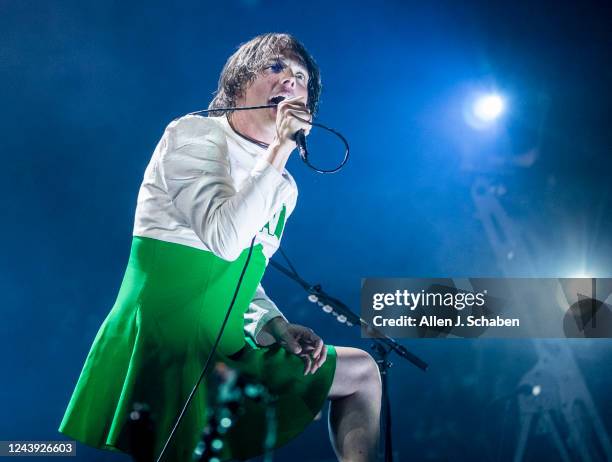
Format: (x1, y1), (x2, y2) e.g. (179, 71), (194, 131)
(233, 89), (246, 105)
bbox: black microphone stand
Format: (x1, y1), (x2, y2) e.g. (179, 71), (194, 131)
(269, 250), (429, 462)
(371, 342), (394, 462)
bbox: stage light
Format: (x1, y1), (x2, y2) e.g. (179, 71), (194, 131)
(463, 91), (507, 130)
(473, 94), (505, 122)
(211, 439), (223, 450)
(220, 417), (232, 429)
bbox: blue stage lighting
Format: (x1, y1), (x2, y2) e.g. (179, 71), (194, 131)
(473, 94), (505, 122)
(463, 91), (507, 130)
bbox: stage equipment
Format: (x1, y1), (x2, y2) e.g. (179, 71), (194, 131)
(472, 176), (612, 461)
(126, 403), (155, 462)
(193, 363), (277, 462)
(269, 247), (429, 462)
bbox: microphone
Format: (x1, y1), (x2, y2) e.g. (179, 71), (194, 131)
(293, 129), (308, 161)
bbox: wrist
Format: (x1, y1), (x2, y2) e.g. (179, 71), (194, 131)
(266, 140), (293, 172)
(263, 316), (288, 336)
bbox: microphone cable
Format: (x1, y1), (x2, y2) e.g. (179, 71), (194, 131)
(156, 237), (256, 462)
(187, 104), (350, 174)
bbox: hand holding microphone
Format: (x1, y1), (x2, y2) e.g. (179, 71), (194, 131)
(270, 94), (349, 173)
(271, 95), (312, 161)
(279, 95), (311, 161)
(213, 93), (346, 174)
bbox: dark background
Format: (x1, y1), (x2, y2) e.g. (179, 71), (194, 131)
(2, 1), (611, 461)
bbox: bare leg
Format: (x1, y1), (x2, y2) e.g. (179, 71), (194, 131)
(327, 347), (382, 462)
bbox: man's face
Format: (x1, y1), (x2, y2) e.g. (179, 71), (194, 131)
(237, 54), (310, 125)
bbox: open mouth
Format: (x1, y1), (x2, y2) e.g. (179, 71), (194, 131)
(269, 95), (287, 105)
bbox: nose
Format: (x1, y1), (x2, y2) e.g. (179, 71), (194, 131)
(280, 68), (296, 88)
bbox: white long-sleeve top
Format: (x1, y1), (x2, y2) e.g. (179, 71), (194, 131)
(132, 114), (298, 345)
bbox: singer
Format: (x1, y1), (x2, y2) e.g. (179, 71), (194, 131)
(59, 33), (381, 462)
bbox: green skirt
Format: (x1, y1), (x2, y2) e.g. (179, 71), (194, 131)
(59, 236), (337, 461)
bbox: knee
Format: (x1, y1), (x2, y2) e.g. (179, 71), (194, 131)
(354, 349), (382, 395)
(332, 347), (382, 399)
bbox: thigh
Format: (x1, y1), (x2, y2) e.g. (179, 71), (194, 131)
(328, 346), (377, 399)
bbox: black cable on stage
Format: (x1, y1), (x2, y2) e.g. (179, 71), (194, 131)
(156, 237), (257, 462)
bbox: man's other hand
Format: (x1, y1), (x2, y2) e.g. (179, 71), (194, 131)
(261, 317), (328, 375)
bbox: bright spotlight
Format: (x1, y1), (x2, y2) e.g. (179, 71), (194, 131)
(473, 94), (505, 122)
(463, 91), (507, 130)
